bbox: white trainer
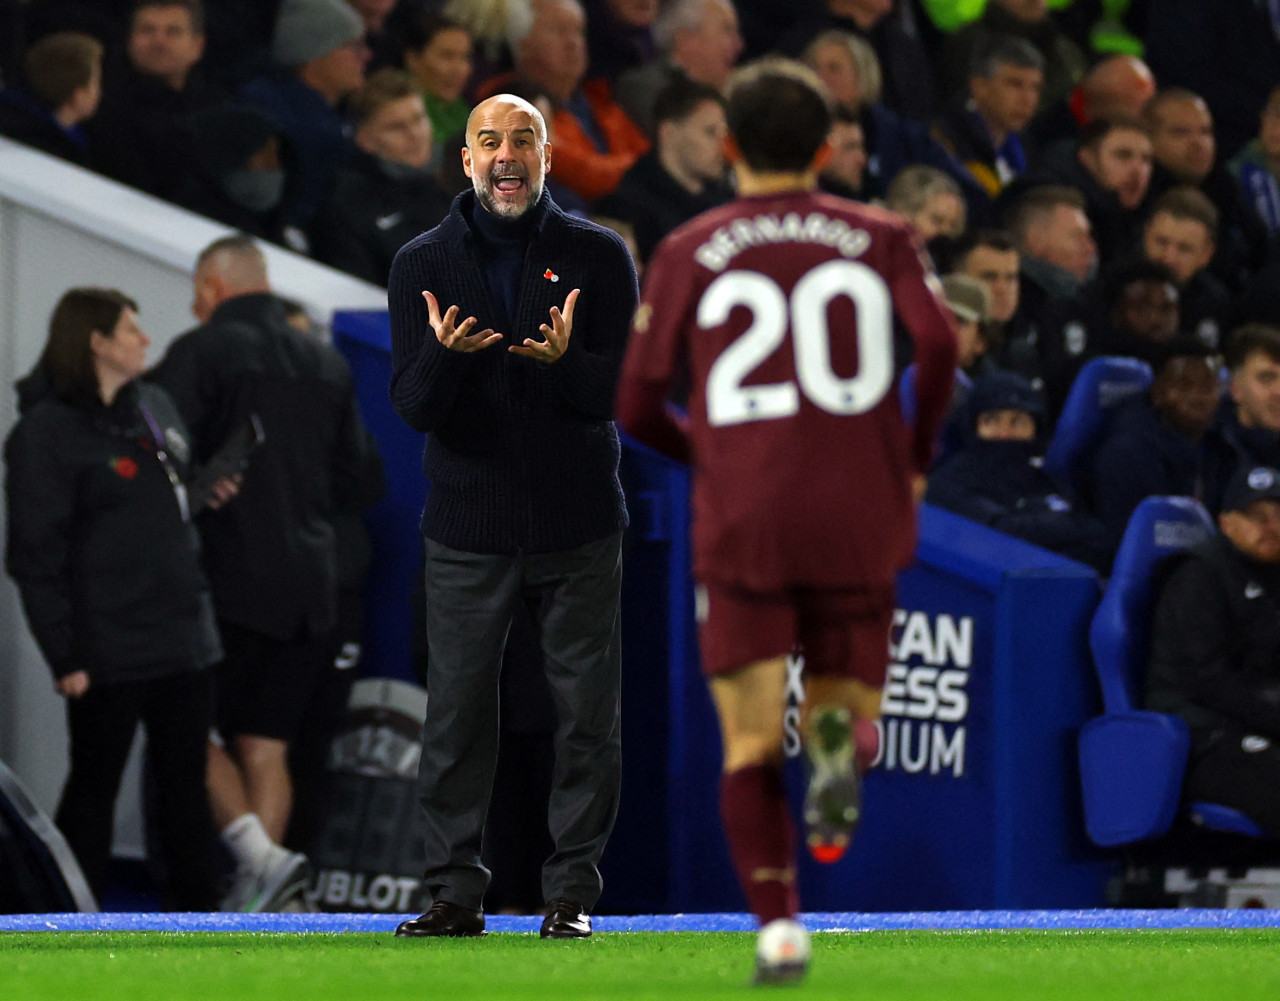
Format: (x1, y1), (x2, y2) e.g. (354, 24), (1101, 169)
(221, 846), (311, 913)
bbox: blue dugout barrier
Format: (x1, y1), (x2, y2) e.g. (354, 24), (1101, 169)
(333, 311), (1115, 914)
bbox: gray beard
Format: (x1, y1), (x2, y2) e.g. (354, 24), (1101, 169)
(473, 174), (544, 219)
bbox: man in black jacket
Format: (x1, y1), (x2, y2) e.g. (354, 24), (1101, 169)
(597, 75), (732, 263)
(389, 93), (636, 940)
(1200, 323), (1280, 515)
(150, 234), (370, 910)
(88, 0), (228, 200)
(1147, 464), (1280, 837)
(310, 68), (453, 286)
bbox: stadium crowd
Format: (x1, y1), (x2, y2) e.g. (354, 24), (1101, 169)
(6, 0), (1280, 915)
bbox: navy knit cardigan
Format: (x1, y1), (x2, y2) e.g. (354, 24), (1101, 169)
(389, 190), (637, 554)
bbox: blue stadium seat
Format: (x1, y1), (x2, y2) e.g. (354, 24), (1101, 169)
(1078, 495), (1265, 846)
(1043, 356), (1153, 483)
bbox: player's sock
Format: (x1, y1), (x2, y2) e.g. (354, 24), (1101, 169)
(720, 764), (798, 925)
(854, 718), (880, 772)
(221, 812), (276, 874)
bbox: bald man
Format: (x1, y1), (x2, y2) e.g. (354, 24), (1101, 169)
(1075, 55), (1156, 125)
(388, 95), (639, 940)
(150, 234), (371, 911)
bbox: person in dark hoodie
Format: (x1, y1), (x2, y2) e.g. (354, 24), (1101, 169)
(309, 67), (453, 286)
(1201, 323), (1280, 515)
(595, 74), (732, 263)
(0, 30), (103, 167)
(1089, 337), (1223, 553)
(1146, 464), (1280, 837)
(3, 287), (238, 910)
(1038, 255), (1180, 420)
(170, 103), (293, 246)
(926, 368), (1111, 572)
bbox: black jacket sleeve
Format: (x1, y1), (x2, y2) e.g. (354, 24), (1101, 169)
(4, 419), (78, 677)
(387, 239), (479, 433)
(1150, 556), (1280, 741)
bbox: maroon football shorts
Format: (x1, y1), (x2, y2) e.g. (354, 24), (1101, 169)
(696, 580), (896, 685)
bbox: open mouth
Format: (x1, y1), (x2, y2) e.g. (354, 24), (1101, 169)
(492, 173), (527, 195)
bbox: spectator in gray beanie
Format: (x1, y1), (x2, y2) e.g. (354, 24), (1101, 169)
(273, 0), (366, 67)
(239, 0), (369, 246)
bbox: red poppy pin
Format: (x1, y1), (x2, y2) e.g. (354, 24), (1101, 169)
(112, 457), (139, 480)
(543, 269), (560, 283)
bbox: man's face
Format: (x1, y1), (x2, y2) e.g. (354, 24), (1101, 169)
(306, 39), (370, 101)
(1261, 94), (1280, 162)
(910, 191), (965, 243)
(128, 4), (204, 85)
(808, 40), (860, 109)
(960, 245), (1020, 322)
(405, 27), (473, 103)
(663, 99), (727, 186)
(976, 408), (1036, 441)
(972, 63), (1043, 135)
(357, 94), (433, 168)
(1151, 355), (1222, 438)
(823, 120), (868, 191)
(1143, 211), (1214, 285)
(606, 0), (660, 28)
(1080, 127), (1153, 210)
(1150, 97), (1215, 184)
(1232, 350), (1280, 431)
(1028, 205), (1096, 282)
(674, 0), (742, 89)
(463, 100), (550, 218)
(191, 263), (219, 322)
(1221, 499), (1280, 563)
(1111, 279), (1178, 344)
(518, 0), (587, 101)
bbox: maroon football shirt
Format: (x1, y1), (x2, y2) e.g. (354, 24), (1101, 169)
(617, 190), (957, 592)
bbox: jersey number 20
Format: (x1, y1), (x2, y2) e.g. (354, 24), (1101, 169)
(700, 260), (892, 427)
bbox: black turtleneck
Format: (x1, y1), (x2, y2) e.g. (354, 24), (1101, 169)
(467, 196), (541, 330)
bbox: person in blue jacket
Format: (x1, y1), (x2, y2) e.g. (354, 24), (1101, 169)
(1090, 337), (1223, 552)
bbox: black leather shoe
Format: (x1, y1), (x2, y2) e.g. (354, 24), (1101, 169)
(395, 901), (486, 938)
(540, 898), (591, 939)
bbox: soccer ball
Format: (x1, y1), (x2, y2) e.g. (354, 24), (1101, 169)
(754, 918), (811, 984)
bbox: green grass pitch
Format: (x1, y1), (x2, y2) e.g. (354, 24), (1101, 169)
(3, 929), (1279, 1000)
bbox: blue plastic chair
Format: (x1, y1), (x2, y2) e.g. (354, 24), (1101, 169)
(1043, 356), (1153, 483)
(1078, 495), (1266, 846)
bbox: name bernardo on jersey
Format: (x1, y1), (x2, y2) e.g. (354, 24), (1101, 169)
(693, 211), (874, 272)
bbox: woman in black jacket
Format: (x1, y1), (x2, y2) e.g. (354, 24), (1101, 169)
(4, 288), (235, 909)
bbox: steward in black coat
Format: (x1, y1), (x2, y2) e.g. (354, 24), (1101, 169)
(5, 374), (219, 683)
(149, 292), (370, 642)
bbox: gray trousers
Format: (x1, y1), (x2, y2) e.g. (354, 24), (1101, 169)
(417, 532), (623, 911)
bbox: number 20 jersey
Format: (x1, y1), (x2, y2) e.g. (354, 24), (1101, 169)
(618, 190), (957, 592)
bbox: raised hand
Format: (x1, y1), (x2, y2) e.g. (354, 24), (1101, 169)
(509, 288), (580, 364)
(424, 290), (502, 352)
(56, 670), (90, 698)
